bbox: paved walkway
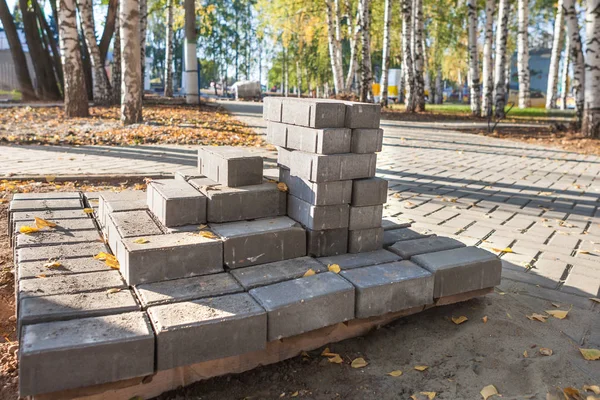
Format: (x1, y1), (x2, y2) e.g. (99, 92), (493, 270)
(1, 101), (599, 306)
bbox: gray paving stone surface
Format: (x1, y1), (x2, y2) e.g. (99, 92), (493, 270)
(383, 228), (434, 247)
(15, 228), (101, 249)
(16, 242), (109, 263)
(13, 217), (97, 235)
(106, 210), (163, 255)
(351, 177), (388, 206)
(9, 198), (82, 212)
(306, 227), (349, 257)
(18, 270), (127, 299)
(388, 236), (466, 259)
(98, 190), (147, 227)
(10, 209), (90, 223)
(287, 195), (349, 230)
(318, 249), (401, 270)
(279, 168), (352, 206)
(147, 179), (207, 227)
(198, 146), (264, 187)
(17, 257), (111, 280)
(348, 227), (384, 253)
(231, 256), (327, 290)
(12, 192), (81, 200)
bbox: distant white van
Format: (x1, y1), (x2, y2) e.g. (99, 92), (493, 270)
(373, 68), (402, 103)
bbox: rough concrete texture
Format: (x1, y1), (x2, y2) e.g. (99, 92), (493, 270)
(412, 246), (502, 298)
(267, 121), (351, 154)
(106, 210), (163, 256)
(15, 228), (101, 249)
(279, 168), (352, 206)
(14, 217), (97, 234)
(174, 167), (205, 182)
(263, 168), (279, 181)
(198, 146), (264, 187)
(348, 227), (384, 253)
(19, 289), (140, 327)
(348, 205), (383, 230)
(135, 272), (242, 307)
(317, 249), (401, 270)
(340, 101), (381, 128)
(388, 236), (466, 259)
(383, 228), (434, 247)
(12, 192), (81, 200)
(278, 98), (346, 128)
(17, 242), (109, 263)
(250, 272), (355, 341)
(19, 312), (154, 397)
(351, 177), (388, 206)
(189, 178), (286, 223)
(290, 151), (377, 182)
(340, 261), (434, 318)
(287, 195), (349, 230)
(18, 270), (127, 299)
(382, 216), (413, 231)
(210, 217), (306, 269)
(9, 198), (82, 212)
(306, 227), (349, 257)
(148, 293), (266, 370)
(277, 147), (293, 169)
(10, 209), (90, 223)
(351, 128), (384, 153)
(17, 257), (111, 280)
(98, 190), (146, 227)
(263, 96), (283, 122)
(231, 256), (327, 290)
(119, 232), (223, 285)
(147, 179), (207, 227)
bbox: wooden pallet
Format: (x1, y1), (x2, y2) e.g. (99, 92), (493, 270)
(34, 287), (492, 400)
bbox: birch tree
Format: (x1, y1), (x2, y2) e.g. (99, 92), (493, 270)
(563, 0), (585, 125)
(517, 0), (530, 108)
(560, 36), (570, 110)
(140, 0), (148, 92)
(184, 0), (199, 103)
(467, 0), (481, 116)
(413, 0), (425, 111)
(545, 0), (564, 109)
(481, 0), (495, 117)
(112, 3), (121, 104)
(583, 0), (600, 137)
(494, 0), (510, 119)
(120, 0), (142, 123)
(402, 0), (415, 112)
(358, 0), (373, 102)
(164, 0), (174, 97)
(59, 0), (89, 116)
(325, 0), (344, 94)
(77, 0), (111, 104)
(344, 0), (360, 92)
(379, 0), (392, 106)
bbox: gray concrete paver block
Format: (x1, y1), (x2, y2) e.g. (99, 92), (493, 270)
(18, 270), (127, 299)
(287, 195), (349, 230)
(13, 217), (97, 235)
(348, 204), (383, 230)
(147, 179), (207, 227)
(348, 227), (384, 253)
(290, 151), (377, 182)
(198, 146), (264, 187)
(277, 147), (293, 169)
(17, 242), (109, 263)
(388, 236), (466, 259)
(106, 210), (163, 256)
(17, 257), (111, 280)
(341, 101), (381, 128)
(16, 229), (101, 249)
(318, 249), (401, 270)
(231, 256), (327, 290)
(383, 228), (434, 247)
(9, 198), (82, 212)
(263, 96), (283, 122)
(10, 209), (90, 223)
(98, 190), (146, 227)
(351, 177), (388, 206)
(351, 128), (383, 153)
(268, 122), (351, 154)
(280, 98), (346, 128)
(381, 216), (413, 230)
(12, 192), (81, 201)
(279, 168), (352, 206)
(306, 227), (349, 257)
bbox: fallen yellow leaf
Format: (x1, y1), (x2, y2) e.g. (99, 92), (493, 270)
(277, 182), (288, 192)
(523, 350), (528, 358)
(45, 175), (56, 183)
(539, 348), (553, 356)
(580, 348), (600, 361)
(527, 313), (548, 322)
(19, 225), (40, 234)
(106, 288), (121, 294)
(452, 316), (468, 325)
(545, 309), (569, 319)
(291, 391), (299, 397)
(387, 370), (403, 377)
(83, 208), (94, 214)
(482, 316), (488, 323)
(303, 268), (316, 277)
(328, 354), (343, 364)
(198, 231), (217, 239)
(36, 274), (47, 278)
(414, 365), (428, 371)
(583, 385), (600, 395)
(421, 392), (436, 400)
(34, 217), (57, 228)
(94, 252), (110, 261)
(351, 357), (368, 368)
(43, 261), (62, 269)
(410, 392), (436, 400)
(133, 238), (150, 244)
(321, 347), (336, 357)
(563, 387), (580, 398)
(105, 257), (120, 270)
(480, 384), (499, 400)
(491, 247), (513, 253)
(328, 264), (341, 274)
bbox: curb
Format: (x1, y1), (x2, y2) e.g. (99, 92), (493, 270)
(1, 173), (174, 183)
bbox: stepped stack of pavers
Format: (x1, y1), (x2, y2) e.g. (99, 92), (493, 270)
(9, 98), (502, 398)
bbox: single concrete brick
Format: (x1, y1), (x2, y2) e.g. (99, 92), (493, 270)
(98, 190), (146, 228)
(348, 227), (384, 253)
(318, 249), (401, 270)
(388, 236), (466, 259)
(15, 229), (101, 249)
(14, 217), (96, 235)
(263, 168), (280, 181)
(348, 205), (383, 230)
(17, 257), (110, 280)
(351, 177), (388, 206)
(277, 147), (293, 169)
(412, 246), (502, 298)
(306, 227), (348, 257)
(198, 146), (263, 187)
(287, 195), (349, 230)
(250, 272), (355, 340)
(19, 289), (140, 327)
(266, 121), (288, 146)
(19, 312), (154, 397)
(189, 178), (286, 223)
(342, 101), (381, 128)
(106, 210), (163, 256)
(382, 216), (413, 230)
(383, 228), (434, 247)
(147, 179), (207, 227)
(135, 272), (242, 307)
(148, 293), (266, 370)
(9, 198), (82, 212)
(16, 242), (108, 263)
(10, 209), (89, 223)
(279, 168), (352, 206)
(351, 128), (383, 153)
(340, 260), (434, 318)
(230, 256), (327, 290)
(281, 98), (346, 128)
(12, 192), (81, 201)
(269, 121), (351, 154)
(19, 270), (127, 299)
(211, 217), (306, 269)
(119, 233), (223, 285)
(263, 96), (283, 121)
(290, 151), (377, 183)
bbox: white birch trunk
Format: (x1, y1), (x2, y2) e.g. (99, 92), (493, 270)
(494, 0), (510, 118)
(111, 2), (121, 104)
(583, 0), (600, 137)
(344, 11), (360, 92)
(59, 0), (89, 117)
(413, 0), (425, 110)
(164, 0), (174, 97)
(333, 0), (343, 92)
(77, 0), (110, 104)
(435, 67), (443, 104)
(467, 0), (481, 115)
(402, 0), (415, 112)
(380, 0), (391, 106)
(358, 0), (373, 102)
(325, 0), (343, 94)
(184, 0), (198, 104)
(563, 0), (585, 125)
(517, 0), (530, 108)
(545, 0), (564, 109)
(481, 0), (495, 117)
(560, 35), (570, 110)
(120, 0), (142, 123)
(139, 0), (147, 92)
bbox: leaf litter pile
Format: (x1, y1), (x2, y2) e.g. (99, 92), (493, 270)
(0, 104), (263, 147)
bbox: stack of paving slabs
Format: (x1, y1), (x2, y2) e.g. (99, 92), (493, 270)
(265, 97), (386, 256)
(8, 99), (502, 399)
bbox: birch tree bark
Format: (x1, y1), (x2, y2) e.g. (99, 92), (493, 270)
(560, 36), (570, 110)
(413, 0), (425, 111)
(325, 0), (344, 94)
(517, 0), (530, 108)
(494, 0), (510, 118)
(184, 0), (199, 103)
(467, 0), (481, 116)
(546, 0), (564, 109)
(140, 0), (147, 92)
(402, 0), (415, 112)
(583, 0), (600, 137)
(112, 3), (121, 104)
(77, 0), (111, 104)
(59, 0), (89, 116)
(120, 0), (142, 123)
(563, 0), (585, 125)
(379, 0), (392, 106)
(358, 0), (373, 102)
(164, 0), (174, 97)
(481, 0), (495, 117)
(344, 0), (360, 92)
